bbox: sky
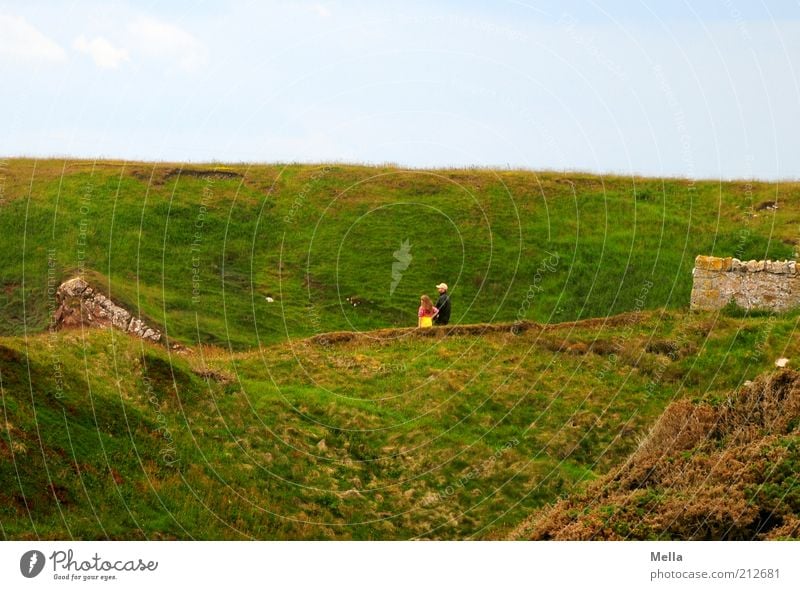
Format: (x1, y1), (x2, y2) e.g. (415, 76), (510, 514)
(1, 0), (799, 180)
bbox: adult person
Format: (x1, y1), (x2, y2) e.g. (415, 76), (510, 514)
(433, 282), (451, 325)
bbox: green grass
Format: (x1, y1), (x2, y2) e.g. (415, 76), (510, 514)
(2, 308), (799, 539)
(1, 159), (799, 539)
(1, 159), (797, 348)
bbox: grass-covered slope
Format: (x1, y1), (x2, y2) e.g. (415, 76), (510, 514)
(1, 159), (797, 348)
(2, 159), (799, 540)
(510, 370), (800, 540)
(3, 308), (800, 539)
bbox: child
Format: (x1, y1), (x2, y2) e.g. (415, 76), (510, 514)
(418, 295), (438, 328)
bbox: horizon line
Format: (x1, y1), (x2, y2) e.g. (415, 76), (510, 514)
(2, 154), (798, 184)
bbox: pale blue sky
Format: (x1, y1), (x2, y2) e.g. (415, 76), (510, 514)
(2, 1), (799, 179)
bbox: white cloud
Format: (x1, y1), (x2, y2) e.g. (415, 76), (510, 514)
(0, 13), (66, 62)
(73, 35), (129, 69)
(310, 3), (332, 18)
(128, 16), (207, 71)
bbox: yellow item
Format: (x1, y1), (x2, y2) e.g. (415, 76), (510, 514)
(419, 316), (433, 328)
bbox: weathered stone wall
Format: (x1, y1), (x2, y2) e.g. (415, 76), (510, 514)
(690, 255), (800, 312)
(54, 277), (162, 342)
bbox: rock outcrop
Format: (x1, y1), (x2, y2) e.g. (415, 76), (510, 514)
(690, 255), (800, 312)
(54, 278), (162, 342)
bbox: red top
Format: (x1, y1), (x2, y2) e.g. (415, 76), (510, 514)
(418, 306), (439, 318)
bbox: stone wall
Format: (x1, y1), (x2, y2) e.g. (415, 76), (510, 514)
(690, 255), (800, 312)
(54, 277), (162, 342)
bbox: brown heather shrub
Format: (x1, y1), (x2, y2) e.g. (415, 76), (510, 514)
(716, 370), (800, 442)
(510, 370), (800, 540)
(765, 515), (800, 540)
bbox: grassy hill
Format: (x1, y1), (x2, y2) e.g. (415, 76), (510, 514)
(2, 307), (800, 539)
(1, 158), (799, 540)
(1, 159), (797, 348)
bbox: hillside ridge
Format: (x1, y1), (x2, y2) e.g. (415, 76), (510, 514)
(304, 311), (648, 347)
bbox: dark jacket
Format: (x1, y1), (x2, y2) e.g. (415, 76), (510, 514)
(434, 292), (451, 325)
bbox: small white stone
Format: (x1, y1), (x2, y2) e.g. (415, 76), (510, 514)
(775, 357), (790, 368)
(266, 296), (274, 303)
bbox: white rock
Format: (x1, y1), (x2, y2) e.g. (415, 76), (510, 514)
(775, 357), (790, 368)
(266, 296), (274, 303)
(55, 277), (162, 344)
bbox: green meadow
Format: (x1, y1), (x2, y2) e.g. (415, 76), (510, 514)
(1, 159), (796, 347)
(1, 159), (799, 539)
(3, 308), (800, 539)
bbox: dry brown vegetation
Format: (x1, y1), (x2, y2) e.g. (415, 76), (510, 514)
(509, 370), (800, 540)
